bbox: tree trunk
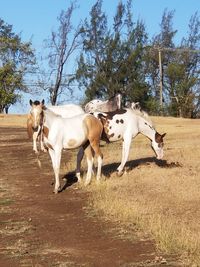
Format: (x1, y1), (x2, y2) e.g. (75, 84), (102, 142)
(178, 106), (183, 117)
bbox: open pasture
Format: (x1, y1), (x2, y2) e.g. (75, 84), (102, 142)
(0, 113), (199, 266)
(87, 115), (200, 266)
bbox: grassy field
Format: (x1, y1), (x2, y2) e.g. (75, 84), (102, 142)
(0, 114), (27, 127)
(1, 113), (200, 266)
(85, 116), (200, 266)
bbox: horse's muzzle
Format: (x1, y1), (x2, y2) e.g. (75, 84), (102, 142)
(32, 126), (39, 132)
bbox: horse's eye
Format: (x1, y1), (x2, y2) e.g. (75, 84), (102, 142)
(158, 142), (164, 148)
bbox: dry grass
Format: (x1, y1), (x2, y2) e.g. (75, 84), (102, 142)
(85, 116), (200, 266)
(0, 114), (27, 127)
(2, 113), (200, 265)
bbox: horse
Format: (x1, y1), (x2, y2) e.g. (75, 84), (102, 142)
(77, 107), (166, 176)
(84, 93), (122, 113)
(27, 100), (85, 153)
(29, 100), (103, 193)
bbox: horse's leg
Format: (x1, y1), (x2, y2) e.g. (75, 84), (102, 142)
(40, 130), (47, 152)
(33, 131), (38, 153)
(85, 116), (103, 182)
(49, 148), (62, 193)
(84, 145), (94, 186)
(76, 146), (84, 182)
(117, 134), (132, 176)
(89, 140), (103, 182)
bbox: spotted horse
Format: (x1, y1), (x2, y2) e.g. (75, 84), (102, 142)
(77, 107), (166, 177)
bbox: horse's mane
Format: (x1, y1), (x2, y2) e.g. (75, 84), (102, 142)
(43, 106), (62, 118)
(130, 103), (153, 125)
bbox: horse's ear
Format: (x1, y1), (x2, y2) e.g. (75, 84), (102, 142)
(29, 99), (33, 106)
(117, 93), (122, 109)
(162, 133), (166, 138)
(41, 99), (45, 105)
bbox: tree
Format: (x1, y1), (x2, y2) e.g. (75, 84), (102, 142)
(166, 12), (200, 117)
(75, 0), (152, 109)
(145, 9), (177, 114)
(0, 19), (35, 113)
(75, 0), (108, 100)
(146, 10), (200, 117)
(39, 1), (82, 105)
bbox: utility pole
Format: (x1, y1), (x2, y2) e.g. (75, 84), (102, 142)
(158, 48), (163, 111)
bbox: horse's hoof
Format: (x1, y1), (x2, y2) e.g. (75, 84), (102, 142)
(76, 173), (82, 183)
(117, 170), (124, 177)
(53, 186), (61, 194)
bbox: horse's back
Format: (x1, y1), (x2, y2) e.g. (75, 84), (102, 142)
(95, 108), (138, 142)
(48, 104), (84, 118)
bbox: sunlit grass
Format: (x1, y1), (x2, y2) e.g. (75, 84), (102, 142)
(2, 113), (200, 265)
(85, 116), (200, 266)
(0, 114), (27, 127)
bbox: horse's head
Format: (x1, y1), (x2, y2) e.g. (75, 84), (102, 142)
(84, 99), (103, 113)
(29, 99), (45, 131)
(151, 132), (166, 160)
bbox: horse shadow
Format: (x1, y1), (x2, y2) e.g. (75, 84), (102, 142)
(59, 157), (182, 191)
(102, 157), (182, 178)
(60, 172), (78, 192)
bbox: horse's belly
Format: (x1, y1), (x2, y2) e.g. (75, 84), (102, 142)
(106, 128), (123, 142)
(63, 135), (87, 149)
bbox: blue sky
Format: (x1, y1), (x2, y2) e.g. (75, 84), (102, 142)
(1, 0), (199, 113)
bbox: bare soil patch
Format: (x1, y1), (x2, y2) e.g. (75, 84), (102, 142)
(0, 125), (177, 266)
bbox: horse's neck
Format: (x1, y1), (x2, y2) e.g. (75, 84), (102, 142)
(99, 100), (117, 112)
(43, 109), (59, 128)
(138, 117), (156, 141)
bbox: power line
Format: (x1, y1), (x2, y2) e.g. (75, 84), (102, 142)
(151, 46), (200, 54)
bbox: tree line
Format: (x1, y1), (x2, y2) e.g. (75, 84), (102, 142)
(0, 0), (200, 117)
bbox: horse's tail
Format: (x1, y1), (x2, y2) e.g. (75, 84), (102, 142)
(97, 113), (110, 143)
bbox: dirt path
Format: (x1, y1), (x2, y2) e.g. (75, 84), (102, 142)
(0, 126), (175, 267)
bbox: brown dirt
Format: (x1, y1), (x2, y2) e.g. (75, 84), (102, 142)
(0, 126), (177, 267)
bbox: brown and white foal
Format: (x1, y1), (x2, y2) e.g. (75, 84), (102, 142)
(29, 100), (103, 193)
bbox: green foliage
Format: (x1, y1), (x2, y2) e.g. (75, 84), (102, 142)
(75, 2), (200, 117)
(146, 9), (200, 117)
(0, 63), (21, 111)
(75, 0), (154, 110)
(0, 18), (35, 113)
(1, 1), (199, 117)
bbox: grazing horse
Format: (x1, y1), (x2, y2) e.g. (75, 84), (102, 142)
(27, 100), (84, 153)
(29, 100), (103, 193)
(84, 93), (122, 113)
(77, 107), (166, 176)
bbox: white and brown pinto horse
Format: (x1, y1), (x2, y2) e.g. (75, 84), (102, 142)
(29, 100), (103, 193)
(27, 100), (84, 153)
(84, 93), (122, 113)
(98, 108), (166, 175)
(77, 107), (166, 176)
